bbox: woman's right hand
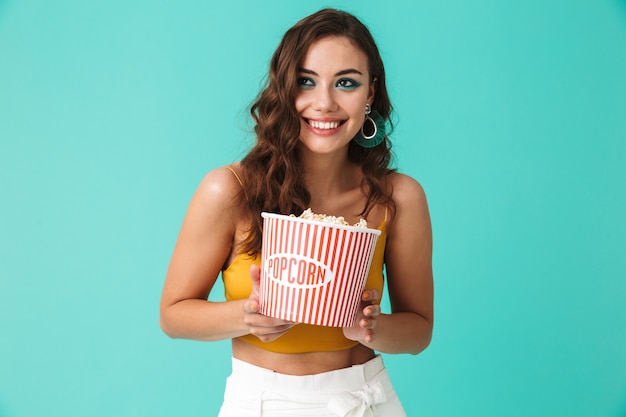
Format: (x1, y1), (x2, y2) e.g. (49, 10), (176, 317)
(243, 264), (296, 342)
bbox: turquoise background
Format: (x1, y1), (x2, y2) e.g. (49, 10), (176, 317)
(1, 0), (625, 415)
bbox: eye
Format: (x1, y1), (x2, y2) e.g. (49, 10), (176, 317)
(336, 78), (362, 89)
(297, 77), (315, 88)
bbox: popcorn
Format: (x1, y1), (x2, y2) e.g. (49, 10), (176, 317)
(260, 211), (381, 326)
(293, 208), (368, 228)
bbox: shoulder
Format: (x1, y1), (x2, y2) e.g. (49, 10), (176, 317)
(182, 164), (247, 226)
(195, 163), (245, 206)
(387, 172), (431, 235)
(178, 163), (247, 242)
(388, 172), (427, 207)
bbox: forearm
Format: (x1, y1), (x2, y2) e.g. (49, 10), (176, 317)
(361, 312), (432, 355)
(160, 298), (250, 341)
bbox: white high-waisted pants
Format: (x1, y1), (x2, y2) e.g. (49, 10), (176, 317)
(217, 355), (406, 417)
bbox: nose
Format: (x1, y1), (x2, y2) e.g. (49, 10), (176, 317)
(311, 85), (338, 112)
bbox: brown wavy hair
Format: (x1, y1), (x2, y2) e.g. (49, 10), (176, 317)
(239, 8), (396, 255)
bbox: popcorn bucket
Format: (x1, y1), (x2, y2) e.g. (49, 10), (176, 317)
(259, 212), (381, 327)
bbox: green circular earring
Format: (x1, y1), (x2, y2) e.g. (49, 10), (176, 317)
(353, 103), (386, 148)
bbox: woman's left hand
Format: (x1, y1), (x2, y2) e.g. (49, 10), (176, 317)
(342, 289), (381, 344)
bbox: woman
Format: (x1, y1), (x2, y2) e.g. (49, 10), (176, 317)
(160, 8), (433, 417)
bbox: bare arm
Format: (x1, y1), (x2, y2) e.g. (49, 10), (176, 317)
(159, 166), (294, 341)
(344, 173), (434, 354)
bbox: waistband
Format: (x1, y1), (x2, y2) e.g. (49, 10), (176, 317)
(229, 355), (385, 394)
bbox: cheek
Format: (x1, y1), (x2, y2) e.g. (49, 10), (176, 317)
(346, 94), (368, 116)
(348, 102), (367, 122)
(294, 93), (308, 114)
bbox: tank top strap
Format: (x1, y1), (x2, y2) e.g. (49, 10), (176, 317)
(226, 165), (249, 202)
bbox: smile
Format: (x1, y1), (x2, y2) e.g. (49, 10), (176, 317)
(305, 119), (345, 130)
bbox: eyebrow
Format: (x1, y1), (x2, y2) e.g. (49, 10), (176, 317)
(298, 68), (363, 77)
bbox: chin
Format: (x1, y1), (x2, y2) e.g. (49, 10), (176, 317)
(299, 137), (351, 155)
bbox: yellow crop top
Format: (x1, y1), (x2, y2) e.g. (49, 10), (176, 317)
(222, 220), (387, 354)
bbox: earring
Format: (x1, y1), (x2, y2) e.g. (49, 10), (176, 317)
(353, 103), (386, 148)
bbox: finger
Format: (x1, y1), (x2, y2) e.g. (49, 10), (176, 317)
(362, 288), (381, 302)
(363, 305), (381, 317)
(250, 324), (290, 335)
(252, 317), (295, 328)
(359, 317), (377, 329)
(243, 299), (259, 314)
(249, 264), (261, 292)
(249, 322), (296, 341)
(254, 327), (293, 343)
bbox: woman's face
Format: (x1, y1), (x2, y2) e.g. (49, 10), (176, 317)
(295, 36), (375, 156)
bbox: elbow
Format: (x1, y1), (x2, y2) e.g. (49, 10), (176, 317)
(159, 309), (179, 339)
(160, 318), (175, 339)
(160, 321), (175, 339)
(410, 331), (432, 355)
(409, 316), (433, 355)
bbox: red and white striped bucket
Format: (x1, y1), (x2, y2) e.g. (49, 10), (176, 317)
(259, 212), (381, 327)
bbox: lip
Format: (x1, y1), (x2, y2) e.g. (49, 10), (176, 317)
(302, 117), (346, 136)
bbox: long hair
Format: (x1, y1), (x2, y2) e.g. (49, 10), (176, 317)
(239, 8), (395, 254)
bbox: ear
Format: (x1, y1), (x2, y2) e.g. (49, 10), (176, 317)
(368, 77), (377, 103)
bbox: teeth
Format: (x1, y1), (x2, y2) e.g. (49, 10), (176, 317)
(309, 120), (340, 130)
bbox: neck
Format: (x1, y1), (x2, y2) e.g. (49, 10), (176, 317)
(300, 151), (360, 203)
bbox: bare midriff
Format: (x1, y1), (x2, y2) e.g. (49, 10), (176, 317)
(232, 338), (376, 375)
